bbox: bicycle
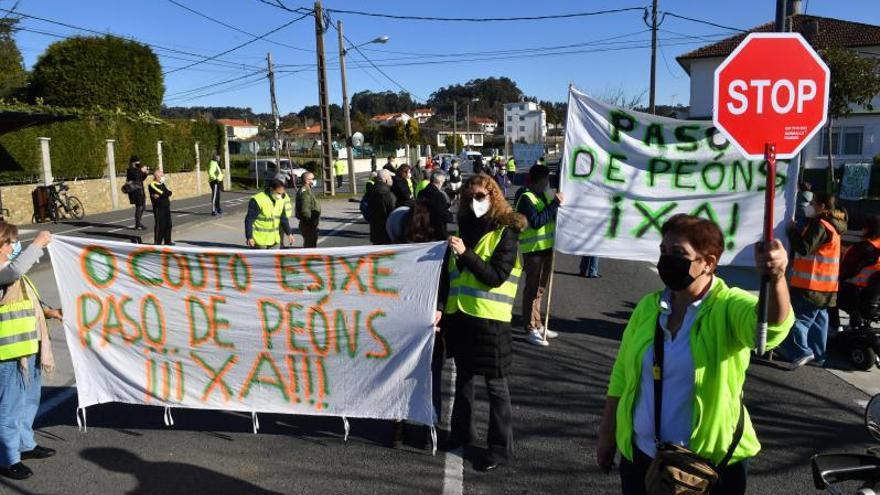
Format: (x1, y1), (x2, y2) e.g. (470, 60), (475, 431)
(47, 181), (85, 222)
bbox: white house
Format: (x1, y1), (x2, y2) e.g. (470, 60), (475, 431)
(471, 117), (497, 134)
(677, 9), (880, 170)
(217, 119), (259, 140)
(412, 108), (435, 124)
(437, 130), (484, 148)
(503, 102), (547, 144)
(369, 112), (412, 127)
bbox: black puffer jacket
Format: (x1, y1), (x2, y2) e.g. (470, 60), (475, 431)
(366, 181), (396, 245)
(441, 210), (524, 378)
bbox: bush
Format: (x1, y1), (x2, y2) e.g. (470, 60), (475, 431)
(29, 35), (164, 114)
(0, 110), (223, 182)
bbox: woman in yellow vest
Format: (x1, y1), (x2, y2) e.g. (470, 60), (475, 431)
(596, 215), (792, 494)
(838, 214), (880, 327)
(778, 191), (847, 368)
(440, 174), (526, 472)
(245, 179), (295, 249)
(0, 224), (60, 480)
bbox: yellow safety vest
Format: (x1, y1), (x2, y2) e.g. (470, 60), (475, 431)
(414, 179), (429, 198)
(251, 191), (285, 247)
(516, 190), (556, 253)
(281, 193), (293, 220)
(0, 276), (39, 361)
(333, 160), (346, 176)
(506, 159), (516, 173)
(445, 228), (522, 322)
(208, 160), (224, 182)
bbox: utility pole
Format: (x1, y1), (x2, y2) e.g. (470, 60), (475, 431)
(313, 1), (335, 195)
(775, 0), (787, 31)
(648, 0), (658, 114)
(453, 100), (458, 155)
(267, 52), (282, 175)
(337, 20), (357, 195)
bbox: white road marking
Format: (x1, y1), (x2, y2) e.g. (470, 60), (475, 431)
(316, 214), (361, 245)
(441, 364), (463, 495)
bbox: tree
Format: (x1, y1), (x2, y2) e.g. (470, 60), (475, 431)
(30, 35), (164, 113)
(443, 133), (463, 151)
(820, 47), (880, 187)
(0, 14), (26, 99)
(428, 77), (524, 121)
(394, 119), (407, 144)
(350, 90), (415, 117)
(405, 119), (420, 145)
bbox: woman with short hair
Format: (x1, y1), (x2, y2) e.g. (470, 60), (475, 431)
(596, 214), (793, 494)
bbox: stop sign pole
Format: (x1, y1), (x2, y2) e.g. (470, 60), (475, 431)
(713, 32), (830, 356)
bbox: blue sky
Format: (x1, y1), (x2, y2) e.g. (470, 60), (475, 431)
(8, 0), (880, 115)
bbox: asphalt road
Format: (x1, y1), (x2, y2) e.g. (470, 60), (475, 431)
(2, 188), (876, 494)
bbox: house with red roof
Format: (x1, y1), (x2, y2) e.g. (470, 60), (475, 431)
(369, 112), (411, 127)
(216, 119), (260, 140)
(677, 5), (880, 170)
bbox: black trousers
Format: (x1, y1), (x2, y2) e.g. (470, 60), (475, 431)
(619, 445), (748, 495)
(431, 333), (445, 423)
(134, 203), (146, 228)
(153, 206), (173, 245)
(449, 370), (513, 463)
(210, 181), (222, 213)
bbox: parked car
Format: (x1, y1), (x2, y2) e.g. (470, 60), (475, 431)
(459, 150), (483, 172)
(249, 158), (307, 187)
(433, 153), (455, 168)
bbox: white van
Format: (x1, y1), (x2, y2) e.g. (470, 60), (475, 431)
(459, 151), (483, 171)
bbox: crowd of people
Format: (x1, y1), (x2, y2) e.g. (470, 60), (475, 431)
(8, 149), (879, 492)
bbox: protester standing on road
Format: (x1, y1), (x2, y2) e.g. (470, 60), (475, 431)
(596, 214), (793, 495)
(125, 156), (148, 230)
(506, 156), (516, 188)
(366, 170), (397, 245)
(333, 157), (346, 189)
(0, 225), (60, 480)
(245, 179), (294, 249)
(295, 172), (321, 248)
(838, 214), (880, 328)
(383, 155), (397, 173)
(370, 153), (377, 172)
(441, 174), (525, 472)
(515, 164), (563, 346)
(776, 191), (846, 368)
(208, 153), (224, 216)
(148, 170), (173, 246)
(391, 164), (414, 207)
(418, 171), (453, 239)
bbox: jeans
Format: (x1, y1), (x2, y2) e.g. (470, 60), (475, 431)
(210, 181), (222, 214)
(779, 293), (829, 363)
(134, 203), (146, 228)
(619, 444), (748, 495)
(449, 371), (513, 464)
(0, 354), (41, 467)
(579, 256), (600, 277)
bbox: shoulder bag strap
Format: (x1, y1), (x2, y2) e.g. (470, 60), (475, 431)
(653, 316), (664, 445)
(716, 396), (745, 469)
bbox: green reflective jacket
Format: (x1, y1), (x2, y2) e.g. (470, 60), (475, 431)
(607, 277), (793, 465)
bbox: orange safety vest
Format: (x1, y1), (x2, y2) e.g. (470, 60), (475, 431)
(847, 238), (880, 288)
(791, 218), (841, 293)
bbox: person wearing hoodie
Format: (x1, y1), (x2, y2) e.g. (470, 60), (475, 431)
(440, 174), (526, 472)
(778, 191), (847, 368)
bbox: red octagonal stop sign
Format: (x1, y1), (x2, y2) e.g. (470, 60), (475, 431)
(713, 33), (830, 159)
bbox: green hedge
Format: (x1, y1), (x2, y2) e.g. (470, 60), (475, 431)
(0, 113), (224, 182)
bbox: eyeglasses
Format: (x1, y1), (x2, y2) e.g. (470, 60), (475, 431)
(471, 192), (488, 201)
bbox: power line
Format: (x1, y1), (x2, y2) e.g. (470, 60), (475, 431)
(324, 6), (647, 22)
(163, 11), (312, 75)
(166, 0), (311, 52)
(165, 70), (267, 97)
(5, 8), (266, 71)
(661, 11), (747, 32)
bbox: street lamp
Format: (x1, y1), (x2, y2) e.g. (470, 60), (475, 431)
(466, 97), (479, 149)
(338, 22), (389, 195)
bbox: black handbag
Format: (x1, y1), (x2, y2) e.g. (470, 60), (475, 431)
(644, 318), (745, 495)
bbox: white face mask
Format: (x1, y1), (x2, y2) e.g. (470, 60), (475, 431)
(804, 204), (817, 218)
(159, 176), (167, 184)
(472, 198), (490, 218)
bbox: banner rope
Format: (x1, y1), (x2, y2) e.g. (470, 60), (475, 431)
(163, 407), (175, 427)
(76, 407), (87, 433)
(430, 426), (437, 456)
(342, 416), (350, 442)
(252, 411), (260, 434)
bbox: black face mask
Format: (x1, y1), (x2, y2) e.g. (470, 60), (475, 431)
(657, 254), (696, 292)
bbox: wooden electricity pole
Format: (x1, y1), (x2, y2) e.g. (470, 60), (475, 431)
(267, 52), (282, 175)
(313, 1), (335, 194)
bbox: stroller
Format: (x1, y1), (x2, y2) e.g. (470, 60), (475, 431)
(830, 272), (880, 371)
(812, 393), (880, 494)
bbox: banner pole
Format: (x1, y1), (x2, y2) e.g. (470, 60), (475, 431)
(756, 142), (776, 356)
(542, 254), (556, 343)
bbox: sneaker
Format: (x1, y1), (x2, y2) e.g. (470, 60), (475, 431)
(792, 354), (815, 368)
(526, 329), (549, 347)
(529, 327), (558, 339)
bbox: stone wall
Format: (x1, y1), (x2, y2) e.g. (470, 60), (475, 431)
(1, 170), (205, 225)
